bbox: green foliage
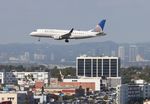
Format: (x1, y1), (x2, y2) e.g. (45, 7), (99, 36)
(50, 67), (60, 78)
(63, 95), (75, 100)
(121, 66), (150, 84)
(103, 95), (108, 100)
(50, 67), (76, 78)
(61, 67), (76, 76)
(50, 67), (76, 81)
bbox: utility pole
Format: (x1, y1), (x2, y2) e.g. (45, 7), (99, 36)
(41, 86), (44, 104)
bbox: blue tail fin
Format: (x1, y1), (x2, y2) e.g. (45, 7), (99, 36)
(99, 19), (106, 31)
(90, 19), (106, 32)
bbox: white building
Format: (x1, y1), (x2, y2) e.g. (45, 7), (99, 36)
(0, 91), (33, 104)
(129, 45), (138, 62)
(0, 72), (4, 84)
(134, 79), (145, 84)
(20, 52), (30, 62)
(4, 72), (49, 86)
(118, 46), (125, 61)
(34, 53), (45, 61)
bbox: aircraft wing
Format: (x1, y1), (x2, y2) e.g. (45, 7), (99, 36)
(61, 28), (74, 39)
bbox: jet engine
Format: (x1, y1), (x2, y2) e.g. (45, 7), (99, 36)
(53, 35), (62, 40)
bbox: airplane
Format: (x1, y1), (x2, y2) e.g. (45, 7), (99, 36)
(30, 19), (106, 43)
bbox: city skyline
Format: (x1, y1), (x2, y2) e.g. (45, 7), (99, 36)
(0, 41), (150, 67)
(0, 0), (150, 44)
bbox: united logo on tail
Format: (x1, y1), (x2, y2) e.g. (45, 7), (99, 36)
(93, 19), (106, 32)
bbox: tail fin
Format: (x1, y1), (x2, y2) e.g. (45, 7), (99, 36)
(90, 19), (106, 32)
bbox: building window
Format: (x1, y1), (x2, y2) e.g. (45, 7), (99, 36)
(103, 59), (109, 77)
(72, 80), (77, 82)
(78, 59), (84, 76)
(85, 59), (91, 77)
(98, 59), (102, 77)
(111, 59), (117, 77)
(8, 97), (14, 100)
(2, 97), (4, 100)
(93, 59), (97, 77)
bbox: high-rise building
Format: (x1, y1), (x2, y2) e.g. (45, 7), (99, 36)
(118, 46), (125, 61)
(129, 45), (138, 62)
(34, 53), (45, 61)
(20, 52), (30, 62)
(76, 56), (120, 77)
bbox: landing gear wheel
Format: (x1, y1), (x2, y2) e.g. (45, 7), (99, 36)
(65, 39), (69, 43)
(38, 38), (40, 42)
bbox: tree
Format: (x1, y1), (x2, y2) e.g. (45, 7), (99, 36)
(121, 67), (145, 84)
(103, 95), (108, 100)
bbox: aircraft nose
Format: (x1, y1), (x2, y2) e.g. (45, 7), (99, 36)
(30, 32), (35, 36)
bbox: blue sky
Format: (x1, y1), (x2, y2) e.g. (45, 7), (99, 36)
(0, 0), (150, 44)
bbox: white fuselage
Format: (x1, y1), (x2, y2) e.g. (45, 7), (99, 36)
(30, 29), (104, 40)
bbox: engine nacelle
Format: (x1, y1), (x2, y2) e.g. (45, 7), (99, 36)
(53, 35), (62, 40)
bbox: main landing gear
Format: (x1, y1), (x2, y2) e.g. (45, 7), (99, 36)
(38, 38), (40, 42)
(65, 39), (69, 43)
